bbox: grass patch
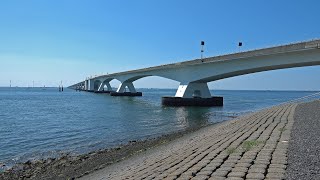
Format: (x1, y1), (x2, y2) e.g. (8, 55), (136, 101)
(227, 147), (238, 155)
(242, 140), (264, 151)
(279, 127), (287, 132)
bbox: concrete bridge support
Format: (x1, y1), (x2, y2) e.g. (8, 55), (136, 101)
(86, 79), (95, 92)
(110, 81), (142, 96)
(175, 82), (211, 98)
(162, 82), (223, 106)
(76, 83), (85, 91)
(94, 80), (114, 93)
(97, 82), (112, 91)
(84, 80), (88, 91)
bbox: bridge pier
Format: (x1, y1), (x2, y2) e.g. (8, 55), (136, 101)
(94, 81), (114, 93)
(162, 82), (223, 106)
(85, 79), (95, 92)
(175, 82), (211, 98)
(110, 81), (142, 96)
(84, 80), (88, 91)
(76, 83), (85, 91)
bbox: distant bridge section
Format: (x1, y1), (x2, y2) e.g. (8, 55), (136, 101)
(69, 39), (320, 106)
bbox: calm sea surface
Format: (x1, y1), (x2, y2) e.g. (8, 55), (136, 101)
(0, 87), (318, 167)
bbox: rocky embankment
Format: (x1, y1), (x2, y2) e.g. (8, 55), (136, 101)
(81, 104), (297, 179)
(0, 126), (205, 180)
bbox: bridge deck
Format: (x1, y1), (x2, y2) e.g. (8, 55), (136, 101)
(69, 39), (320, 88)
(96, 39), (320, 79)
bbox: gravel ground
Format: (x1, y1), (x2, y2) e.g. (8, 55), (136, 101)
(286, 100), (320, 180)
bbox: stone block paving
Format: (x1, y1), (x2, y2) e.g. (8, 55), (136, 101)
(95, 104), (297, 180)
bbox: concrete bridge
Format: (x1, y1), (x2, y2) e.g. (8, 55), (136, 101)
(69, 39), (320, 106)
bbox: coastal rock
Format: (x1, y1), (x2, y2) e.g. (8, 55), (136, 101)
(70, 156), (81, 162)
(45, 158), (55, 165)
(0, 121), (202, 180)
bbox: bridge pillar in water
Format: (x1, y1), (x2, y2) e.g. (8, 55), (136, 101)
(162, 82), (223, 106)
(84, 80), (88, 91)
(86, 79), (95, 92)
(110, 81), (142, 96)
(94, 81), (114, 93)
(175, 82), (211, 98)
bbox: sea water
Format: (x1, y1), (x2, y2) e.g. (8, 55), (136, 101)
(0, 87), (317, 167)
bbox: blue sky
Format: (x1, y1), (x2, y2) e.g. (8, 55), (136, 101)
(0, 0), (319, 90)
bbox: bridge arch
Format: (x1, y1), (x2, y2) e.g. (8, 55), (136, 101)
(130, 75), (180, 88)
(97, 78), (116, 91)
(111, 75), (180, 93)
(93, 80), (102, 91)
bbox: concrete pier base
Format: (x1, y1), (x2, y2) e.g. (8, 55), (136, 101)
(110, 92), (142, 96)
(162, 96), (223, 106)
(94, 90), (114, 93)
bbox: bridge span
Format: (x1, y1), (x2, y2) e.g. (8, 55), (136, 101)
(69, 39), (320, 106)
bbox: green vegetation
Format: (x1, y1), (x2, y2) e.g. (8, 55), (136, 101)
(279, 127), (287, 132)
(242, 140), (265, 151)
(227, 147), (238, 154)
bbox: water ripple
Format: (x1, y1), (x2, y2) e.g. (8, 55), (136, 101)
(0, 87), (318, 165)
